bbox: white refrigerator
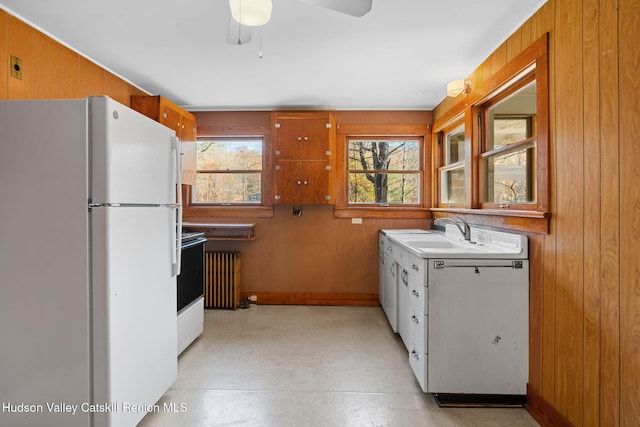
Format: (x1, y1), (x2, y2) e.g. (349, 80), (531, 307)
(0, 97), (181, 427)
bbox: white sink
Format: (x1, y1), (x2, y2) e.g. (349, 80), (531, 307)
(404, 239), (461, 249)
(388, 226), (527, 259)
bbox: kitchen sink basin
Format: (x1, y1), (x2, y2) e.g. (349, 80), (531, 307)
(387, 225), (528, 259)
(404, 240), (459, 249)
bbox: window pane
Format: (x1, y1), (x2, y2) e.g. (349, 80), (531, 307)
(445, 125), (465, 164)
(483, 146), (535, 203)
(440, 167), (465, 205)
(193, 173), (261, 203)
(197, 139), (262, 171)
(348, 173), (420, 204)
(487, 81), (536, 150)
(348, 140), (420, 171)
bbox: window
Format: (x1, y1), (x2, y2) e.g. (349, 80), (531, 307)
(192, 137), (263, 204)
(480, 77), (537, 208)
(431, 34), (549, 232)
(347, 137), (423, 205)
(438, 122), (466, 206)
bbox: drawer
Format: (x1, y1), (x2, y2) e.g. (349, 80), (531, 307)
(409, 345), (428, 393)
(408, 299), (428, 354)
(406, 252), (425, 283)
(386, 240), (399, 259)
(408, 275), (428, 314)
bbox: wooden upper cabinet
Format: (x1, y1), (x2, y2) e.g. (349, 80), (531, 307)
(131, 95), (197, 185)
(272, 111), (336, 204)
(274, 113), (332, 160)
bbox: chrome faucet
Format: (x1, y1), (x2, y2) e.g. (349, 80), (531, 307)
(434, 216), (472, 241)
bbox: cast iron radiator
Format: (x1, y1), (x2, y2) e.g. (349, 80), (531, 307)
(205, 251), (241, 309)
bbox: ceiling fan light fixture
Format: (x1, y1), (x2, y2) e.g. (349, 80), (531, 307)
(229, 0), (272, 27)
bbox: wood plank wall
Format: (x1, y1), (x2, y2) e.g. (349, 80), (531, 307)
(434, 0), (639, 425)
(0, 10), (145, 102)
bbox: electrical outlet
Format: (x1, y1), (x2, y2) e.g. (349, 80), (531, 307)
(249, 295), (257, 302)
(10, 56), (22, 80)
(351, 218), (363, 224)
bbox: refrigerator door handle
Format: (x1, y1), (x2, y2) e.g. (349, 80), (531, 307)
(171, 136), (183, 277)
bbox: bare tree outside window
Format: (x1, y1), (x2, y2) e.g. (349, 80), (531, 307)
(347, 138), (421, 204)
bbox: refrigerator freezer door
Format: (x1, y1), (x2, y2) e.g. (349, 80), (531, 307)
(89, 97), (178, 205)
(91, 206), (177, 427)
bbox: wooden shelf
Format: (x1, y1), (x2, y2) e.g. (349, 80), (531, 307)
(182, 222), (256, 241)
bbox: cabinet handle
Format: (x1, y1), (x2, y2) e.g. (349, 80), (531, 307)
(412, 289), (420, 298)
(297, 137), (302, 141)
(304, 136), (308, 141)
(411, 315), (419, 324)
(411, 265), (419, 271)
(411, 350), (420, 360)
(303, 180), (308, 185)
(297, 180), (302, 185)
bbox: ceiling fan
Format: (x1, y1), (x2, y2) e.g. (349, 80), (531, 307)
(226, 0), (373, 45)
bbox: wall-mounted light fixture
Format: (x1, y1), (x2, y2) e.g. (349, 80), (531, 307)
(446, 79), (472, 97)
(229, 0), (272, 26)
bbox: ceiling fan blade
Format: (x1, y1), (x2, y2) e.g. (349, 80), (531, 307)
(299, 0), (372, 17)
(226, 16), (253, 45)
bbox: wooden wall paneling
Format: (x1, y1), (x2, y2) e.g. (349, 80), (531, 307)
(599, 0), (620, 424)
(506, 28), (523, 63)
(490, 41), (508, 75)
(532, 1), (554, 41)
(1, 10), (7, 100)
(7, 14), (34, 99)
(77, 56), (104, 98)
(520, 15), (534, 49)
(540, 0), (558, 406)
(198, 205), (430, 299)
(619, 0), (640, 424)
(33, 33), (63, 99)
(103, 72), (130, 105)
(553, 0), (585, 424)
(582, 0), (602, 425)
(61, 48), (80, 98)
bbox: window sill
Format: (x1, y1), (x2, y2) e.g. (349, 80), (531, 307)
(430, 208), (550, 234)
(334, 206), (431, 219)
(183, 205), (274, 219)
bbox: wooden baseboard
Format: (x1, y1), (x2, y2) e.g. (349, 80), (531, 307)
(240, 292), (380, 307)
(526, 384), (575, 427)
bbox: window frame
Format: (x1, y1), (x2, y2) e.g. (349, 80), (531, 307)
(346, 135), (424, 206)
(334, 124), (432, 219)
(479, 73), (538, 210)
(190, 136), (265, 206)
(436, 119), (467, 208)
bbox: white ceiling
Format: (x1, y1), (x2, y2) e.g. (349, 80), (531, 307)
(0, 0), (546, 111)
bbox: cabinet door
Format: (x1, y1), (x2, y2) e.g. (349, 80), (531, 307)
(302, 118), (330, 160)
(180, 114), (197, 185)
(159, 103), (182, 136)
(274, 118), (305, 160)
(301, 161), (330, 204)
(273, 161), (303, 204)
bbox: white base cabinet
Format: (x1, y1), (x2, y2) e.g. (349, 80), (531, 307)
(380, 228), (529, 396)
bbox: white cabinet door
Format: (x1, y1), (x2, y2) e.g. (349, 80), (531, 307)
(427, 260), (529, 394)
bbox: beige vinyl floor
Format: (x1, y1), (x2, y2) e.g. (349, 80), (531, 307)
(139, 305), (539, 427)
